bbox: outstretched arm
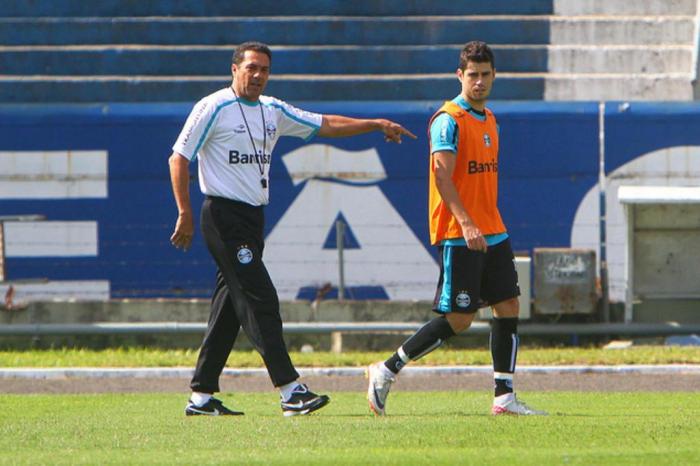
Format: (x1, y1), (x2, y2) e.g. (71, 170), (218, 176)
(168, 152), (194, 251)
(318, 114), (417, 143)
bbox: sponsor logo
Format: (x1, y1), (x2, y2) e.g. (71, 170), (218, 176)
(188, 407), (219, 415)
(229, 150), (271, 165)
(181, 101), (209, 146)
(266, 121), (277, 140)
(483, 133), (492, 147)
(291, 385), (308, 394)
(372, 388), (385, 409)
(233, 124), (246, 134)
(468, 159), (498, 174)
(281, 400), (305, 409)
(455, 291), (471, 308)
(237, 246), (253, 264)
(440, 120), (449, 143)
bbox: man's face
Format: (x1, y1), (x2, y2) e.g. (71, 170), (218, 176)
(457, 61), (495, 104)
(231, 50), (271, 100)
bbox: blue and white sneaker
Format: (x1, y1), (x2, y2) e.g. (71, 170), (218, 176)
(185, 397), (244, 416)
(366, 362), (395, 416)
(280, 384), (330, 417)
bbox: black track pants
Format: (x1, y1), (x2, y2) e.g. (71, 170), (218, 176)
(189, 196), (298, 393)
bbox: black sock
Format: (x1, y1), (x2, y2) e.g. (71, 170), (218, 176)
(384, 353), (405, 375)
(491, 317), (518, 396)
(494, 378), (513, 397)
(384, 316), (455, 374)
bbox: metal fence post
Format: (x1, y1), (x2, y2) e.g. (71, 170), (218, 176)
(0, 221), (5, 282)
(598, 101), (610, 323)
(330, 331), (343, 353)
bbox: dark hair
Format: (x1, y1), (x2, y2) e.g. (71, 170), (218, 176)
(232, 41), (272, 65)
(458, 41), (494, 70)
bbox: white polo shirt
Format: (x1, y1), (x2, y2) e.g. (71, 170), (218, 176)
(172, 87), (322, 206)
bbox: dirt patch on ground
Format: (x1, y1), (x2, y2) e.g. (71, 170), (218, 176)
(2, 372), (699, 394)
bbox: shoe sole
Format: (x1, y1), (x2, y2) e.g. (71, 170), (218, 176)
(491, 406), (547, 416)
(282, 395), (330, 417)
(491, 406), (514, 416)
(185, 405), (245, 416)
(185, 410), (244, 416)
(368, 400), (383, 416)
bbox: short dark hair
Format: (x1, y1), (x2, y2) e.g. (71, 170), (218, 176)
(458, 41), (494, 70)
(232, 41), (272, 65)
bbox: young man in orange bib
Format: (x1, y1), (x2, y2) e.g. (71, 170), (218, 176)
(367, 41), (547, 416)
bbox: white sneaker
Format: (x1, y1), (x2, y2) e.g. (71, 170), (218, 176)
(492, 393), (548, 416)
(366, 362), (395, 416)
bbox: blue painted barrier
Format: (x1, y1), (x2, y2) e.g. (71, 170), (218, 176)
(605, 102), (700, 174)
(3, 101), (696, 300)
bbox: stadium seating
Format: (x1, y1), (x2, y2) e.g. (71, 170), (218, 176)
(0, 0), (696, 102)
(546, 0), (697, 100)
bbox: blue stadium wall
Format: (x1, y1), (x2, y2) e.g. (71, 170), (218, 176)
(1, 101), (698, 300)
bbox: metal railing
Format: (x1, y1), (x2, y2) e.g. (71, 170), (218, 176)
(2, 321), (699, 352)
(2, 321), (700, 337)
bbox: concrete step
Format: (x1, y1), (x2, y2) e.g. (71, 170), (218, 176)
(0, 73), (545, 103)
(554, 0), (697, 16)
(548, 45), (694, 73)
(0, 45), (547, 75)
(551, 16), (696, 45)
(0, 0), (554, 17)
(0, 16), (551, 46)
(544, 73), (693, 100)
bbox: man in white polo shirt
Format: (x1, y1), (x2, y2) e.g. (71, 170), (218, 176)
(169, 41), (416, 417)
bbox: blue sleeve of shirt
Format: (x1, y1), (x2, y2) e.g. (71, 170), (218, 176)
(430, 113), (458, 154)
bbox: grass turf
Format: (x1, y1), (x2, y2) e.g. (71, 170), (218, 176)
(0, 392), (698, 465)
(1, 346), (699, 367)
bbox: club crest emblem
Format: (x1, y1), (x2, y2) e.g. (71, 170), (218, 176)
(266, 121), (277, 140)
(237, 246), (253, 264)
(455, 291), (471, 308)
(483, 133), (491, 147)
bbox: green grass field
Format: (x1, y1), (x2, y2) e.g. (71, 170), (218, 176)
(2, 347), (699, 464)
(2, 346), (699, 367)
(1, 392), (699, 465)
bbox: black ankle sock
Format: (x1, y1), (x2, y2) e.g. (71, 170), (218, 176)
(494, 378), (513, 397)
(384, 317), (455, 374)
(384, 354), (404, 374)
